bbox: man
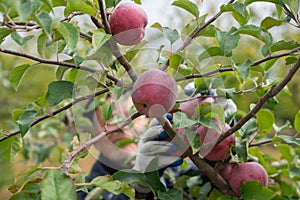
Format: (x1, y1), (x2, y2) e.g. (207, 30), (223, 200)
(77, 84), (237, 199)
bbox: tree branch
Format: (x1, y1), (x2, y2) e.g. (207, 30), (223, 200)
(156, 117), (234, 196)
(62, 112), (142, 174)
(0, 48), (124, 86)
(0, 48), (96, 72)
(0, 88), (109, 142)
(217, 57), (300, 144)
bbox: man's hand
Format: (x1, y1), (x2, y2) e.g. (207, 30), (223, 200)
(133, 115), (183, 173)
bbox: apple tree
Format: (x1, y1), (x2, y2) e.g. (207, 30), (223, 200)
(0, 0), (299, 199)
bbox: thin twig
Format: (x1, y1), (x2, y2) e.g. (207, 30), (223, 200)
(62, 112), (142, 174)
(249, 139), (272, 147)
(175, 67), (233, 82)
(217, 57), (300, 145)
(175, 46), (300, 82)
(98, 0), (111, 34)
(0, 89), (109, 142)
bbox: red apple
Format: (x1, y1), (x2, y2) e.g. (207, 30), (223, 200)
(109, 3), (148, 46)
(197, 120), (235, 161)
(229, 162), (268, 196)
(179, 95), (214, 118)
(132, 69), (178, 118)
(218, 163), (233, 183)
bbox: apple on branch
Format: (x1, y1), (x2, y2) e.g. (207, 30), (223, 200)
(132, 69), (178, 118)
(197, 119), (235, 161)
(109, 3), (148, 46)
(219, 162), (268, 196)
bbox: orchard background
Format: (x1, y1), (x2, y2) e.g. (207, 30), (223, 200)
(0, 0), (300, 199)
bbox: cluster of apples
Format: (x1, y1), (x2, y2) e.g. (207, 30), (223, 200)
(108, 2), (268, 197)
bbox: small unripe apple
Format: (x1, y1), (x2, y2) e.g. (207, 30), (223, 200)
(109, 3), (148, 46)
(228, 162), (268, 196)
(132, 69), (178, 118)
(197, 120), (235, 161)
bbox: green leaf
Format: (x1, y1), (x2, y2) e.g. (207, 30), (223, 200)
(289, 167), (300, 179)
(216, 28), (240, 56)
(256, 109), (275, 133)
(158, 188), (183, 200)
(90, 175), (134, 199)
(37, 32), (48, 58)
(169, 53), (184, 69)
(65, 0), (96, 16)
(46, 81), (75, 106)
(172, 0), (200, 18)
(124, 40), (147, 62)
(236, 140), (248, 162)
(276, 144), (295, 162)
(0, 135), (22, 162)
(18, 0), (32, 20)
(261, 17), (282, 30)
(162, 27), (180, 45)
(234, 25), (273, 45)
(74, 55), (84, 67)
(240, 118), (257, 139)
(113, 169), (166, 193)
(234, 59), (252, 82)
(273, 135), (300, 147)
(198, 24), (217, 37)
(221, 3), (249, 25)
(52, 0), (66, 7)
(105, 0), (121, 8)
(56, 22), (79, 53)
(185, 128), (200, 154)
(56, 66), (69, 80)
(198, 116), (221, 133)
(151, 22), (163, 31)
(9, 191), (39, 200)
(12, 166), (41, 193)
(102, 101), (115, 121)
(0, 28), (14, 44)
(9, 64), (31, 91)
(245, 0), (283, 6)
(17, 104), (37, 137)
(285, 56), (298, 65)
(261, 40), (300, 57)
(294, 110), (300, 131)
(173, 112), (197, 128)
(36, 11), (52, 39)
(90, 176), (123, 194)
(240, 180), (275, 200)
(41, 170), (76, 200)
(92, 29), (111, 50)
(11, 32), (34, 46)
(12, 109), (23, 121)
(198, 46), (222, 61)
